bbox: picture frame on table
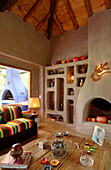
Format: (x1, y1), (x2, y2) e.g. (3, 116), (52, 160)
(92, 125), (106, 146)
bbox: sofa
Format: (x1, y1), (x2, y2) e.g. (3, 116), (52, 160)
(0, 105), (37, 150)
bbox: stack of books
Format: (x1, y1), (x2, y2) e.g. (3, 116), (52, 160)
(1, 151), (32, 169)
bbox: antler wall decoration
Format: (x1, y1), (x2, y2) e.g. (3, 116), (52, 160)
(91, 62), (111, 81)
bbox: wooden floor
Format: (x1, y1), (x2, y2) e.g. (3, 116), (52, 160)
(0, 119), (111, 169)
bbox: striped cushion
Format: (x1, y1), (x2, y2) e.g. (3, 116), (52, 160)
(0, 106), (22, 121)
(0, 118), (34, 138)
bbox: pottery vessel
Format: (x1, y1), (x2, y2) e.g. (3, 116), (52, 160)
(56, 61), (61, 64)
(10, 143), (23, 159)
(80, 56), (86, 60)
(67, 59), (71, 63)
(73, 57), (79, 62)
(61, 60), (65, 64)
(96, 116), (107, 123)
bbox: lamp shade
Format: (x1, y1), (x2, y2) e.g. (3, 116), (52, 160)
(28, 98), (40, 109)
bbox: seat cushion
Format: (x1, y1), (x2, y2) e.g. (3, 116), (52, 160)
(0, 118), (34, 138)
(0, 106), (22, 121)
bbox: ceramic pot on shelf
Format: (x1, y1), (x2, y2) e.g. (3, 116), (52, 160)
(80, 56), (86, 60)
(56, 61), (61, 64)
(96, 116), (107, 123)
(61, 60), (65, 64)
(67, 59), (71, 63)
(73, 57), (79, 62)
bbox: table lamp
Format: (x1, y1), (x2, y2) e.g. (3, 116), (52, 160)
(28, 97), (40, 116)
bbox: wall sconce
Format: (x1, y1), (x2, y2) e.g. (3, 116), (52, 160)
(91, 62), (111, 81)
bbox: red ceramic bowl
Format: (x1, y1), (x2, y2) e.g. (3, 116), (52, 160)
(73, 57), (79, 62)
(67, 59), (71, 63)
(86, 117), (91, 121)
(96, 116), (107, 123)
(56, 61), (61, 64)
(80, 56), (86, 60)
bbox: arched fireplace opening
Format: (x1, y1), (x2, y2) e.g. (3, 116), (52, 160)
(84, 98), (111, 124)
(2, 90), (14, 100)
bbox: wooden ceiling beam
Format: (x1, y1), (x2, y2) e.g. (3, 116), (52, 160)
(35, 12), (50, 30)
(105, 0), (111, 9)
(84, 0), (93, 17)
(47, 0), (57, 40)
(23, 0), (43, 22)
(54, 13), (65, 35)
(64, 0), (78, 30)
(0, 0), (17, 12)
(8, 0), (18, 11)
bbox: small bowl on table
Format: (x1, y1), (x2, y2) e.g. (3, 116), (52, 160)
(63, 131), (68, 136)
(55, 132), (61, 137)
(43, 165), (52, 170)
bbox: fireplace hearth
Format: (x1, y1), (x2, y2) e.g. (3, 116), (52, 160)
(84, 98), (111, 123)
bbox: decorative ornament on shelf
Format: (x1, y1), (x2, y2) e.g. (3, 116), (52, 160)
(91, 62), (111, 81)
(80, 56), (86, 60)
(96, 116), (107, 123)
(80, 79), (84, 87)
(73, 57), (79, 62)
(61, 60), (65, 64)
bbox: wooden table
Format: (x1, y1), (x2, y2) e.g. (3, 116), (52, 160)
(0, 134), (110, 170)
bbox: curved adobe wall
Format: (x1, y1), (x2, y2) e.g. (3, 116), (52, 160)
(76, 9), (111, 137)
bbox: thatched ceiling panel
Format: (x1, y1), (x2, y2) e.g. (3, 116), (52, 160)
(7, 0), (109, 39)
(90, 0), (106, 13)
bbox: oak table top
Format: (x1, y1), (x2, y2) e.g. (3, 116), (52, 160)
(0, 133), (110, 170)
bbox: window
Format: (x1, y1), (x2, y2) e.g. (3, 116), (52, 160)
(0, 65), (30, 112)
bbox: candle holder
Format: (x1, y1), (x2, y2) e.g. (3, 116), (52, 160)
(51, 139), (67, 158)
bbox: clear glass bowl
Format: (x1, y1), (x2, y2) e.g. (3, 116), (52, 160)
(80, 155), (94, 167)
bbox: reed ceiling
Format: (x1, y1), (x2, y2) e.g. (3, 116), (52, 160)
(0, 0), (111, 39)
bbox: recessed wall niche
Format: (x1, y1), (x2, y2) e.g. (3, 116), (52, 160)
(67, 100), (74, 124)
(47, 91), (55, 110)
(47, 79), (55, 87)
(57, 78), (64, 111)
(67, 66), (74, 84)
(76, 64), (88, 74)
(67, 88), (74, 95)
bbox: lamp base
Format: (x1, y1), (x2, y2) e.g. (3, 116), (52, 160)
(31, 112), (38, 118)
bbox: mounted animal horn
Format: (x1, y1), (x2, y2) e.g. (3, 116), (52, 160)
(0, 0), (17, 12)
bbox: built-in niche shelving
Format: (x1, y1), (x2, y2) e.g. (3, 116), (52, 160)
(57, 78), (64, 111)
(47, 79), (55, 88)
(45, 59), (88, 126)
(67, 100), (74, 124)
(47, 91), (55, 110)
(77, 77), (86, 87)
(76, 64), (88, 74)
(67, 88), (74, 95)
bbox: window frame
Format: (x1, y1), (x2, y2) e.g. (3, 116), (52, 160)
(0, 63), (31, 113)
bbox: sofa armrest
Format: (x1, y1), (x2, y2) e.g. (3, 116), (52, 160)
(22, 113), (35, 120)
